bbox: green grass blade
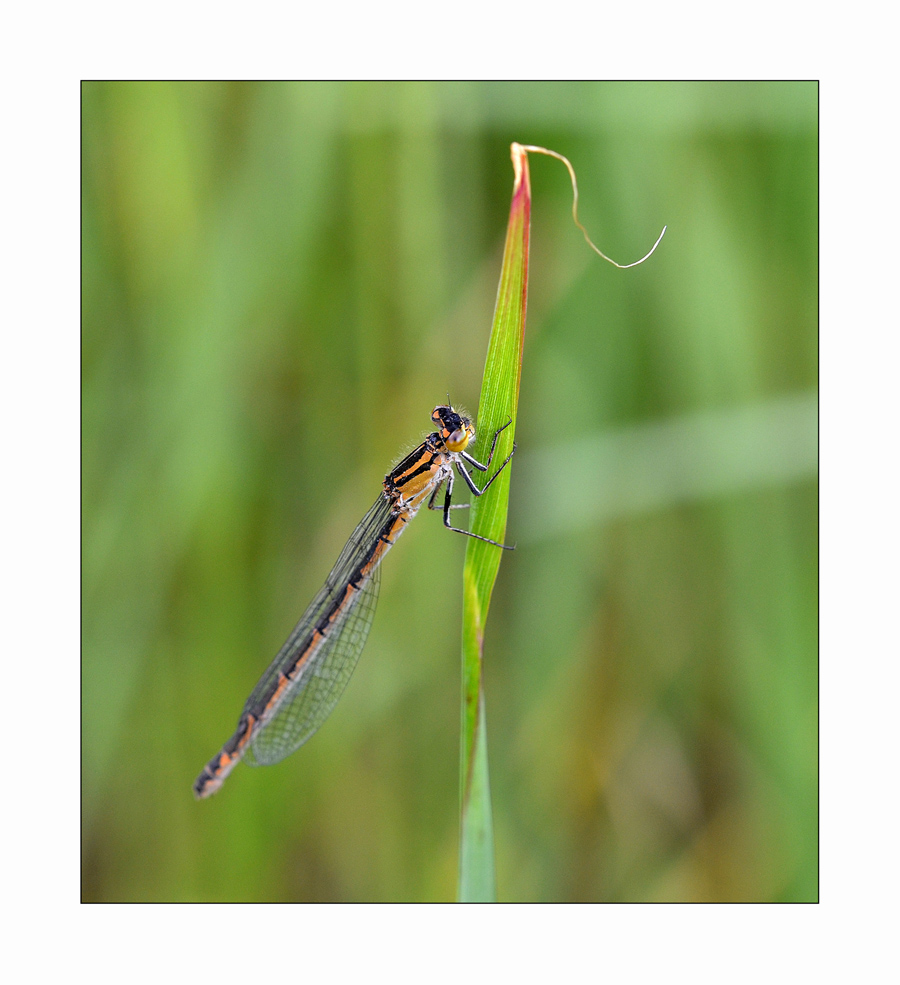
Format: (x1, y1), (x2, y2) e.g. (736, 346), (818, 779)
(458, 145), (531, 902)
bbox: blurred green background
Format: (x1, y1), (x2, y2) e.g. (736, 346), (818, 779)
(82, 81), (817, 902)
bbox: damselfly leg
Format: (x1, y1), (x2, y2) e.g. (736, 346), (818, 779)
(427, 418), (516, 549)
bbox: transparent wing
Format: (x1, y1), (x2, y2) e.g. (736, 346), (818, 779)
(237, 492), (396, 767)
(246, 562), (380, 765)
(239, 494), (393, 715)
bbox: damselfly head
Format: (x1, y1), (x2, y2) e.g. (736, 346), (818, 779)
(432, 404), (474, 453)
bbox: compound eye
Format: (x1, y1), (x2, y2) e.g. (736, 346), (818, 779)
(445, 427), (470, 452)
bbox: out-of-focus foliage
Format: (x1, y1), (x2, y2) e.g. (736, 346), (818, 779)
(82, 81), (817, 902)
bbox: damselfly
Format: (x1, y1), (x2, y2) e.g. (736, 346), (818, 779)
(194, 404), (515, 798)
